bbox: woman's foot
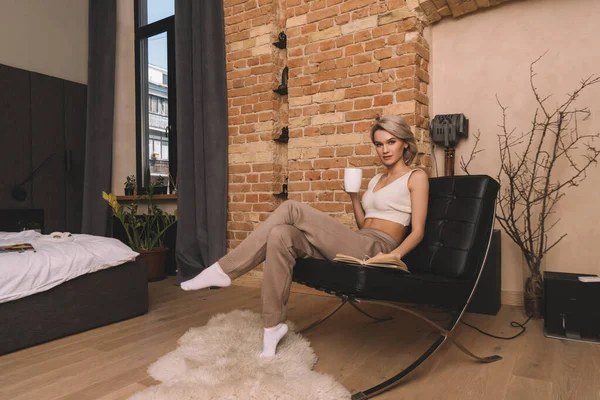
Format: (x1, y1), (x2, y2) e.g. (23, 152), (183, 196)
(259, 323), (289, 358)
(180, 262), (231, 291)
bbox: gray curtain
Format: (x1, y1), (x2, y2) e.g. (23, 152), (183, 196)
(81, 0), (116, 236)
(175, 0), (229, 282)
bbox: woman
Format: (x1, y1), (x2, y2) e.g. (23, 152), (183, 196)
(181, 115), (429, 357)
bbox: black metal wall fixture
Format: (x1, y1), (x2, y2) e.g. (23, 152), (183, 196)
(272, 31), (287, 49)
(274, 126), (289, 143)
(273, 66), (288, 95)
(273, 29), (288, 199)
(12, 152), (73, 202)
(273, 182), (288, 199)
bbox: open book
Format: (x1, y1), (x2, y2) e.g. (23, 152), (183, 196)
(333, 253), (409, 273)
(0, 243), (36, 253)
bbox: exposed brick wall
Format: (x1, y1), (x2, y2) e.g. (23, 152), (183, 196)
(224, 0), (288, 250)
(285, 0), (431, 226)
(224, 0), (431, 252)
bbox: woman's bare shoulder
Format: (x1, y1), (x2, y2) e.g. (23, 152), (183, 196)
(409, 168), (428, 180)
(408, 168), (429, 189)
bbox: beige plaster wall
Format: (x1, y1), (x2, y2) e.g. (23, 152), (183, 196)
(428, 0), (600, 295)
(0, 0), (88, 83)
(113, 0), (137, 195)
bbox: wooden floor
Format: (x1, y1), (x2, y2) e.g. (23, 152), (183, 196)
(1, 277), (599, 400)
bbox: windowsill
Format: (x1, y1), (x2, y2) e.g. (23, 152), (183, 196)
(116, 194), (178, 201)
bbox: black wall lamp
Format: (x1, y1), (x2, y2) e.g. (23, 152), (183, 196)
(430, 114), (468, 176)
(273, 66), (288, 95)
(272, 31), (287, 49)
(12, 151), (73, 202)
(274, 126), (289, 143)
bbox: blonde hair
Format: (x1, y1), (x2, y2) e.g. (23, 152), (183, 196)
(370, 115), (418, 164)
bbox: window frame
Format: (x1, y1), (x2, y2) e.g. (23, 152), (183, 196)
(134, 0), (177, 194)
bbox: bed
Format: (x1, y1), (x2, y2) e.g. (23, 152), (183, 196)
(0, 229), (149, 356)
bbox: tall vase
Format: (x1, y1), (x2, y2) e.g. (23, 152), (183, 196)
(524, 272), (544, 318)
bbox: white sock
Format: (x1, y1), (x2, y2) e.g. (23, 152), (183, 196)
(180, 262), (231, 291)
(259, 323), (289, 358)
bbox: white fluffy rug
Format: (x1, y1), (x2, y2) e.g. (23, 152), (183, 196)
(129, 310), (351, 400)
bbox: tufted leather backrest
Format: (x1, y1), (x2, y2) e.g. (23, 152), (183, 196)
(404, 175), (499, 280)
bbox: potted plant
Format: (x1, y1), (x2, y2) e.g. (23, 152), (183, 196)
(155, 175), (167, 195)
(124, 174), (136, 196)
(102, 185), (178, 281)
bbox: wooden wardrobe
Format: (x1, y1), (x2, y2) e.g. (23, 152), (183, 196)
(0, 63), (87, 233)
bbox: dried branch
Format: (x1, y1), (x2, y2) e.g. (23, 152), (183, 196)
(459, 130), (482, 174)
(462, 55), (600, 277)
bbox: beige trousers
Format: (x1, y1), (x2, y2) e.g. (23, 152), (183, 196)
(218, 200), (399, 327)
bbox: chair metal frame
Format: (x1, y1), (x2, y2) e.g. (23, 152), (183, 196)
(295, 205), (502, 400)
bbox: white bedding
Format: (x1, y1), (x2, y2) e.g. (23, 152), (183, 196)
(0, 230), (139, 304)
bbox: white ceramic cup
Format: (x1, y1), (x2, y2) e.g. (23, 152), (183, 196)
(344, 168), (363, 193)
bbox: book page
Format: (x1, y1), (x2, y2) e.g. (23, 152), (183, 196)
(0, 243), (36, 253)
(333, 253), (409, 272)
(366, 254), (408, 272)
(333, 254), (364, 264)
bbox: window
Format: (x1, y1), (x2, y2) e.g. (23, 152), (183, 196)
(135, 0), (176, 193)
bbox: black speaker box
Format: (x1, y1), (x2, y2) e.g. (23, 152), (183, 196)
(467, 229), (501, 315)
(544, 271), (600, 342)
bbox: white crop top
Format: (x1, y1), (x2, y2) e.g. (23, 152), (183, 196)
(361, 170), (417, 226)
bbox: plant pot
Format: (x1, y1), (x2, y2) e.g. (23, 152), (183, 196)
(524, 275), (544, 318)
(124, 188), (134, 196)
(137, 247), (168, 282)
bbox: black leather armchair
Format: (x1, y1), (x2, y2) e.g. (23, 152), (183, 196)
(292, 175), (501, 399)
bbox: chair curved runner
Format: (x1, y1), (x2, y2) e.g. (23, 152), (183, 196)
(292, 175), (501, 399)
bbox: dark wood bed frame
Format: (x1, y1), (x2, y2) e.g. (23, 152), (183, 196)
(0, 209), (149, 356)
(0, 260), (148, 356)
